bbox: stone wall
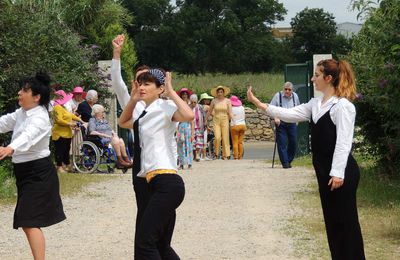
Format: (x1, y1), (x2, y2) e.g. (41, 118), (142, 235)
(244, 107), (274, 141)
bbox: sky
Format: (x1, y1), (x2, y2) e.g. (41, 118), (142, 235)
(169, 0), (362, 27)
(275, 0), (361, 27)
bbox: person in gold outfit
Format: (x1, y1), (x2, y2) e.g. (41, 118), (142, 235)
(205, 86), (233, 160)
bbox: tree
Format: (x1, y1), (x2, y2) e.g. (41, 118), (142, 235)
(123, 0), (287, 73)
(290, 8), (337, 62)
(61, 0), (138, 80)
(349, 0), (400, 175)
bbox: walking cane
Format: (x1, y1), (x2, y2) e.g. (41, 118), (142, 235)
(270, 118), (277, 168)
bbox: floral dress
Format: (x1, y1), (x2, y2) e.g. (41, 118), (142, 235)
(193, 104), (206, 149)
(177, 121), (193, 167)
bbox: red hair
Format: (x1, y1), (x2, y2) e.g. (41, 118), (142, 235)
(317, 59), (357, 101)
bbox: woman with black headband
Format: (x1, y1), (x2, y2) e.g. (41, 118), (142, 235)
(0, 72), (66, 260)
(119, 68), (194, 259)
(247, 59), (365, 260)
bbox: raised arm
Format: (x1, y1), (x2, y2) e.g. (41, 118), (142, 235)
(247, 86), (312, 123)
(111, 34), (130, 108)
(164, 72), (194, 122)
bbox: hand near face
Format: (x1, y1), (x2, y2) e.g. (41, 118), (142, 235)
(163, 72), (173, 98)
(130, 80), (141, 102)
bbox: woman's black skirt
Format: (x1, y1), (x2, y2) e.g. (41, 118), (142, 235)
(13, 156), (66, 229)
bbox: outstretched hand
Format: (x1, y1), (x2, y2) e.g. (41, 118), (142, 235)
(0, 146), (14, 160)
(247, 85), (268, 110)
(247, 86), (257, 103)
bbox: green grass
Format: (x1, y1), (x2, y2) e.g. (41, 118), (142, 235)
(287, 154), (400, 259)
(173, 72), (284, 102)
(291, 154), (313, 168)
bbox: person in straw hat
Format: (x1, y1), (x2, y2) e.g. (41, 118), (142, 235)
(205, 86), (233, 160)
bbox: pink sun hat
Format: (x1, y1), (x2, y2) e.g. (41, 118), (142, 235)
(72, 86), (87, 98)
(54, 90), (73, 106)
(230, 95), (242, 107)
(176, 87), (193, 97)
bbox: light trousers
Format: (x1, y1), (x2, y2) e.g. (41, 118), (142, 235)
(231, 124), (247, 159)
(213, 116), (230, 158)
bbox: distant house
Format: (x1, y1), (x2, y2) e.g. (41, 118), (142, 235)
(336, 22), (363, 39)
(271, 22), (363, 41)
(271, 27), (293, 41)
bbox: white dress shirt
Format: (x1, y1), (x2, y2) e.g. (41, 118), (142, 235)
(111, 58), (131, 109)
(134, 99), (178, 178)
(231, 106), (246, 126)
(266, 96), (356, 179)
(0, 105), (51, 163)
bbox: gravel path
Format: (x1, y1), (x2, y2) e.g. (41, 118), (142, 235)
(0, 159), (314, 259)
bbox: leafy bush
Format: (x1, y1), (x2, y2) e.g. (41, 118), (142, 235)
(0, 159), (16, 200)
(0, 1), (109, 175)
(349, 0), (400, 175)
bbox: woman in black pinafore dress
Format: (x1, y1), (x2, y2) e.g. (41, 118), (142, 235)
(247, 59), (365, 259)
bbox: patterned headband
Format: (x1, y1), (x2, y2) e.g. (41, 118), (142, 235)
(149, 69), (165, 85)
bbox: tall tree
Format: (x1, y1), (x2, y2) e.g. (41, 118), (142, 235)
(123, 0), (286, 73)
(290, 8), (337, 62)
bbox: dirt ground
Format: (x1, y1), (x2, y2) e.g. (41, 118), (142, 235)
(0, 159), (315, 260)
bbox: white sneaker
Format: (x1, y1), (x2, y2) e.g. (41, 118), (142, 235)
(205, 157), (212, 161)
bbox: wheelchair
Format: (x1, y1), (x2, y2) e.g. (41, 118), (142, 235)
(206, 130), (215, 159)
(72, 124), (130, 174)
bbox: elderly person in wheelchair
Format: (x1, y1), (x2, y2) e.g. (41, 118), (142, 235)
(87, 104), (132, 169)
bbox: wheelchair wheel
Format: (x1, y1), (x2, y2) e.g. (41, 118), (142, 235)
(73, 141), (101, 174)
(100, 147), (117, 173)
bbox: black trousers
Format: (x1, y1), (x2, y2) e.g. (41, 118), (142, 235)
(54, 137), (72, 166)
(133, 174), (151, 236)
(313, 155), (365, 260)
(135, 174), (185, 260)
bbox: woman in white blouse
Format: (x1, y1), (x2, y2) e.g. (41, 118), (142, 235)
(119, 69), (194, 259)
(0, 72), (66, 260)
(230, 95), (247, 159)
(247, 59), (365, 260)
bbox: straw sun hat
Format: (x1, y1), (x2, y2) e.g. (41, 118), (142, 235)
(210, 85), (230, 97)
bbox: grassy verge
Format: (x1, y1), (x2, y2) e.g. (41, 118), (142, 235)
(287, 154), (400, 259)
(0, 164), (117, 205)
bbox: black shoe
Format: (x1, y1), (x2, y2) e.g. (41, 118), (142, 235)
(289, 163), (292, 168)
(282, 164), (290, 169)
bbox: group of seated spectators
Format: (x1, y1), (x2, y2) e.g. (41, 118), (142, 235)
(50, 87), (132, 173)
